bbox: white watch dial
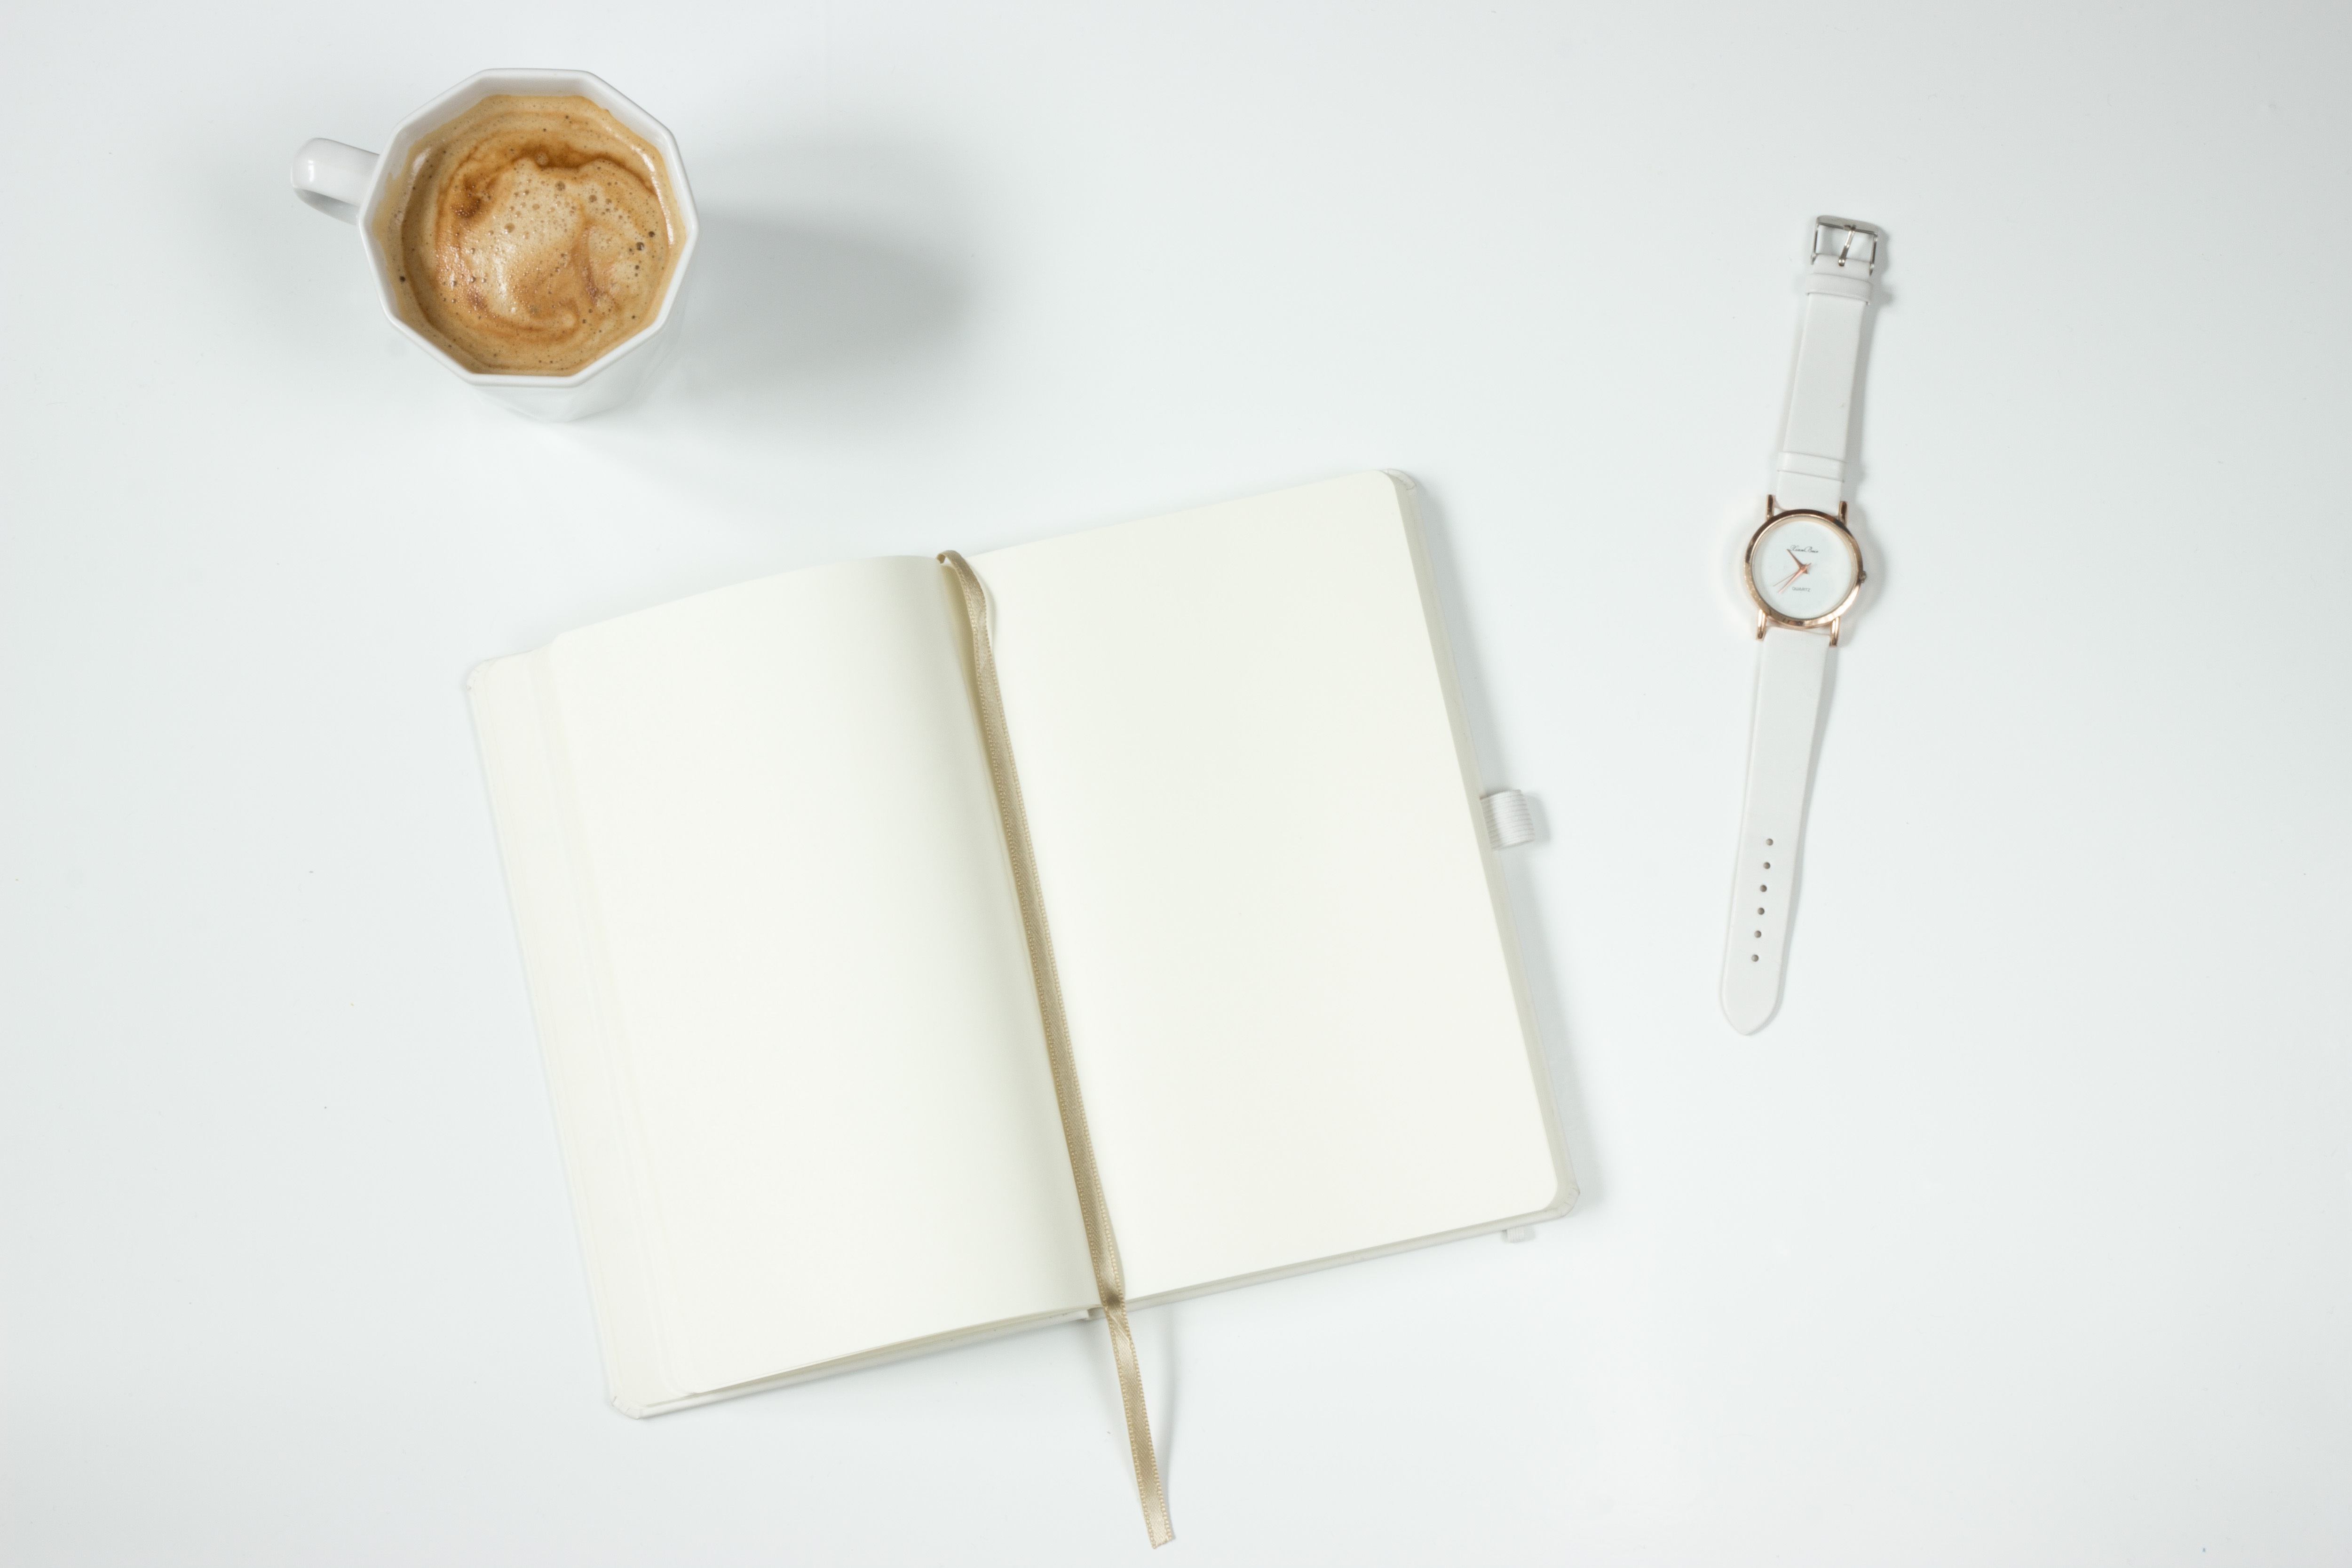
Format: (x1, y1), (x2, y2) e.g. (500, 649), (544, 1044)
(1748, 512), (1860, 623)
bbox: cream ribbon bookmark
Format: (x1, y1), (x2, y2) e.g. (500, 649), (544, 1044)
(938, 551), (1175, 1550)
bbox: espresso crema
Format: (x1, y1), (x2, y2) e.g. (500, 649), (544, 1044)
(379, 95), (681, 376)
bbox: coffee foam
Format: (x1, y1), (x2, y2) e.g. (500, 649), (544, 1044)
(379, 95), (680, 376)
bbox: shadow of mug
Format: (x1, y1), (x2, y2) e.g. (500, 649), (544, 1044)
(653, 211), (966, 419)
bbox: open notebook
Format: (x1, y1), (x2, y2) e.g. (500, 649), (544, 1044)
(469, 471), (1572, 1532)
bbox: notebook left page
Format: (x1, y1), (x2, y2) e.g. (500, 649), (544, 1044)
(469, 555), (1097, 1414)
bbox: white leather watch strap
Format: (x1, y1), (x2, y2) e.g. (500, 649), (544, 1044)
(1771, 221), (1878, 515)
(1722, 219), (1878, 1034)
(1720, 626), (1829, 1032)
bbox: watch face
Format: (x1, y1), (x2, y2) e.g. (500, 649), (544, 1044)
(1747, 510), (1861, 624)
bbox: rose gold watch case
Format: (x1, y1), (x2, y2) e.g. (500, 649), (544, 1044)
(1742, 496), (1866, 638)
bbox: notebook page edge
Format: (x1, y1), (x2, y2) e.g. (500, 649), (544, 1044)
(614, 1304), (1099, 1418)
(468, 650), (690, 1414)
(1122, 1193), (1578, 1317)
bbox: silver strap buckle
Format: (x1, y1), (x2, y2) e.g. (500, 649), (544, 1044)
(1811, 216), (1882, 273)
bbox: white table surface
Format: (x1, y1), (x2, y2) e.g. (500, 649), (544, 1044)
(6, 3), (2348, 1563)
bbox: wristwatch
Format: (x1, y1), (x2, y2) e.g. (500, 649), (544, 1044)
(1720, 217), (1881, 1034)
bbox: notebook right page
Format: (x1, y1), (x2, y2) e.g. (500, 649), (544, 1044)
(974, 472), (1570, 1302)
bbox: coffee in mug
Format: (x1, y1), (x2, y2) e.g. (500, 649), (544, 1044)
(292, 70), (700, 419)
(376, 95), (684, 376)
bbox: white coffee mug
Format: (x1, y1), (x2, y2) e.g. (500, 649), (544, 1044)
(290, 69), (700, 422)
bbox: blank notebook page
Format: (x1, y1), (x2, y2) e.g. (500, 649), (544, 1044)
(530, 556), (1097, 1395)
(975, 473), (1566, 1301)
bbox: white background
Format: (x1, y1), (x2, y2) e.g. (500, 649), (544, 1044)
(4, 2), (2347, 1562)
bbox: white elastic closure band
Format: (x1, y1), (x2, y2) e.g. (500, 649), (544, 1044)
(1481, 789), (1536, 850)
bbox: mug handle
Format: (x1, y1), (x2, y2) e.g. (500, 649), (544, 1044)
(290, 138), (380, 223)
